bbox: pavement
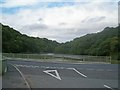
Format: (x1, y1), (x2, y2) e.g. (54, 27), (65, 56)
(2, 59), (119, 89)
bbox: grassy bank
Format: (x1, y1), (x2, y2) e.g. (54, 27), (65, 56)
(111, 60), (120, 64)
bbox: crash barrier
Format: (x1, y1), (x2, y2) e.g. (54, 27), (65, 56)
(3, 53), (111, 63)
(0, 55), (7, 75)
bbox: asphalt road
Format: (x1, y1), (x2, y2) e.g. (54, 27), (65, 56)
(2, 59), (119, 89)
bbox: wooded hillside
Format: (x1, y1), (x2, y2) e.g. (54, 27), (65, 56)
(1, 23), (59, 53)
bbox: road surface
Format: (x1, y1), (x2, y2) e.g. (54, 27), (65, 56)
(2, 59), (119, 89)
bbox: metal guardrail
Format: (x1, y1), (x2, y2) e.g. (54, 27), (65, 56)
(0, 55), (7, 75)
(2, 53), (111, 63)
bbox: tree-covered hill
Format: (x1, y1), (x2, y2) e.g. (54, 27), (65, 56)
(1, 23), (119, 60)
(1, 23), (59, 53)
(54, 26), (119, 60)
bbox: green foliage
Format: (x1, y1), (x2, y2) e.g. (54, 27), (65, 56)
(2, 24), (59, 53)
(54, 26), (119, 60)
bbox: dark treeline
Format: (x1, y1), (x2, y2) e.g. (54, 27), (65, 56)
(55, 27), (119, 58)
(1, 23), (119, 60)
(1, 23), (59, 53)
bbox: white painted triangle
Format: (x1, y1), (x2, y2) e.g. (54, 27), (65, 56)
(43, 70), (61, 80)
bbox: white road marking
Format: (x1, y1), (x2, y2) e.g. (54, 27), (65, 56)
(67, 68), (74, 70)
(15, 64), (24, 67)
(15, 64), (40, 68)
(45, 67), (50, 68)
(15, 64), (87, 78)
(15, 64), (67, 70)
(104, 85), (114, 90)
(11, 64), (31, 90)
(72, 68), (87, 78)
(43, 70), (61, 80)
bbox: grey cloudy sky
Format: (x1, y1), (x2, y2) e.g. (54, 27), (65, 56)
(0, 0), (119, 42)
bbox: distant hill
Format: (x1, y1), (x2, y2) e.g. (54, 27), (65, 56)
(54, 26), (119, 60)
(1, 23), (119, 60)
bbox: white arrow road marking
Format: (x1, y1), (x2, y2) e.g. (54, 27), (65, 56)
(43, 70), (61, 80)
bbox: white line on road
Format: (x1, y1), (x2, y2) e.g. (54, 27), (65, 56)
(15, 64), (88, 80)
(72, 68), (87, 78)
(67, 68), (74, 70)
(15, 64), (87, 78)
(11, 64), (31, 90)
(15, 64), (70, 70)
(43, 70), (61, 80)
(15, 64), (39, 68)
(104, 85), (114, 90)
